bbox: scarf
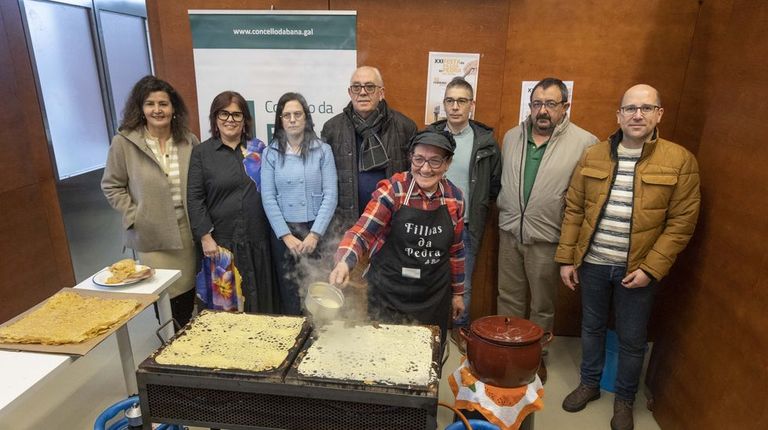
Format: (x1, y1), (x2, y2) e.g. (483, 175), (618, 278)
(195, 246), (244, 312)
(242, 137), (267, 192)
(345, 100), (390, 172)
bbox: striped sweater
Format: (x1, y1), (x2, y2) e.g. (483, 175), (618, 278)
(584, 144), (642, 265)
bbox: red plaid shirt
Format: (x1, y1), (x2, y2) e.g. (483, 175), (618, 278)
(335, 172), (465, 294)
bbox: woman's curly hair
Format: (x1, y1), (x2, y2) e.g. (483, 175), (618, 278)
(119, 75), (190, 142)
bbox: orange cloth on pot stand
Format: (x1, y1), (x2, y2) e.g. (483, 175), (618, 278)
(448, 358), (544, 430)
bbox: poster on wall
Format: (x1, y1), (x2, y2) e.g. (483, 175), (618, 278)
(188, 10), (356, 142)
(424, 52), (480, 125)
(518, 80), (574, 125)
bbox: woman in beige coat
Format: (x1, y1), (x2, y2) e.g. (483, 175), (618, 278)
(101, 75), (199, 327)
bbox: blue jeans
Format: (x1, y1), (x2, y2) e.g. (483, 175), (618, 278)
(578, 262), (657, 402)
(454, 226), (474, 327)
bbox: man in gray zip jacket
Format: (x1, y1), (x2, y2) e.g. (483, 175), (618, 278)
(427, 77), (501, 350)
(497, 78), (598, 379)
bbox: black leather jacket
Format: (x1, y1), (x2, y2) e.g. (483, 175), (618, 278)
(321, 102), (417, 233)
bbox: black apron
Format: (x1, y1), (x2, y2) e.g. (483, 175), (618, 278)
(367, 178), (455, 344)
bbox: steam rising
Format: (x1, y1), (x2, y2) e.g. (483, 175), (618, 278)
(284, 227), (424, 330)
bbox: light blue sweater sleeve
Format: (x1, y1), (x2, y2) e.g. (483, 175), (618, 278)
(310, 143), (338, 236)
(260, 146), (291, 239)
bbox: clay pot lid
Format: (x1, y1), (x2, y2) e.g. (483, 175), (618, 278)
(470, 316), (544, 346)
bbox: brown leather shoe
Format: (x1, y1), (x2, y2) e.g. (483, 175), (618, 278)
(562, 384), (601, 412)
(450, 327), (467, 354)
(611, 398), (634, 430)
(537, 359), (547, 384)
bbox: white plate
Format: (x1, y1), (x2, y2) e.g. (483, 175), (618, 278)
(92, 264), (152, 287)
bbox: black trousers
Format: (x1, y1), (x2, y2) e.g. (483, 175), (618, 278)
(269, 221), (322, 315)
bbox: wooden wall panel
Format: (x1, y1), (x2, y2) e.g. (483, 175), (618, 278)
(0, 6), (49, 194)
(648, 1), (768, 428)
(0, 2), (75, 323)
(668, 0), (735, 156)
(499, 1), (700, 141)
(0, 184), (74, 322)
(330, 0), (510, 133)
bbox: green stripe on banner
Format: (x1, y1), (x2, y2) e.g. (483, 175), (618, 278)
(189, 14), (356, 49)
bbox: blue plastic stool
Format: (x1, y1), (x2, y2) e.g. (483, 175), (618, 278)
(600, 329), (648, 392)
(445, 419), (501, 430)
(600, 330), (619, 392)
(93, 395), (182, 430)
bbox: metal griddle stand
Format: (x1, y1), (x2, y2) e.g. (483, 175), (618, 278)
(136, 320), (441, 430)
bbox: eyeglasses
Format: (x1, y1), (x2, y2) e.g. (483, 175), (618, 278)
(620, 104), (660, 116)
(280, 111), (305, 121)
(217, 110), (244, 122)
(411, 155), (447, 169)
(349, 83), (380, 94)
(444, 97), (473, 107)
(530, 100), (565, 111)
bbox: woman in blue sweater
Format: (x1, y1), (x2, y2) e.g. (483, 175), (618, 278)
(261, 92), (338, 315)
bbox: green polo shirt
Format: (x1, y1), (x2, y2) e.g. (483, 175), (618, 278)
(523, 123), (549, 206)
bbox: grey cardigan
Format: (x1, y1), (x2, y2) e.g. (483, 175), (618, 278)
(497, 116), (597, 244)
(101, 128), (199, 252)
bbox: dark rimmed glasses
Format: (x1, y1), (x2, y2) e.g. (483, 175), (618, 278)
(349, 83), (380, 94)
(411, 155), (447, 169)
(530, 100), (565, 111)
(619, 104), (660, 116)
(217, 110), (244, 122)
(444, 97), (473, 107)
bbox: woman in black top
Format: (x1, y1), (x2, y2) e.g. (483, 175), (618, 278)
(187, 91), (278, 313)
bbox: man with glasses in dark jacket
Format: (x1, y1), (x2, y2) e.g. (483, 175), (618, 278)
(427, 77), (501, 353)
(322, 66), (417, 233)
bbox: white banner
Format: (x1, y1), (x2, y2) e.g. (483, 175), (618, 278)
(189, 10), (357, 142)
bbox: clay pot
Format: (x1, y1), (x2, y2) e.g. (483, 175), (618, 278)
(459, 316), (553, 388)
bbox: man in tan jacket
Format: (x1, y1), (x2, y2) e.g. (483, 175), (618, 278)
(497, 78), (597, 382)
(557, 84), (700, 430)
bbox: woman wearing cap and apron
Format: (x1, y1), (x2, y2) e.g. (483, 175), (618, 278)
(330, 131), (466, 345)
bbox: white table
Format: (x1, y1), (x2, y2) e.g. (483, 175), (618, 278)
(0, 269), (180, 413)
